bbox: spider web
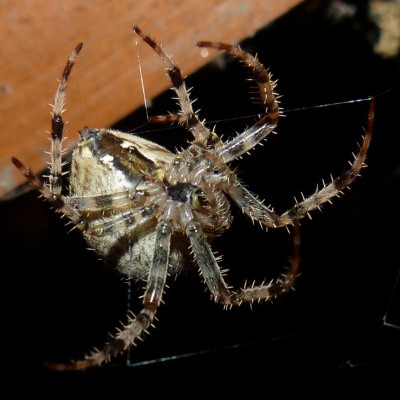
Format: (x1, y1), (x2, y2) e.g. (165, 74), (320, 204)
(2, 1), (399, 397)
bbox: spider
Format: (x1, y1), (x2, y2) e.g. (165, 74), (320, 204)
(12, 26), (374, 371)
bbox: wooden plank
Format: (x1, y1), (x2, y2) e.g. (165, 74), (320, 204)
(0, 0), (302, 197)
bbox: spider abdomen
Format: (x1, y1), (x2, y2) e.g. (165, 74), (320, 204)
(86, 227), (192, 280)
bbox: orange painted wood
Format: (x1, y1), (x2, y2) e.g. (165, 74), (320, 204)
(0, 0), (302, 198)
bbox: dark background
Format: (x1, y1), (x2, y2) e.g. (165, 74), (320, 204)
(2, 1), (399, 397)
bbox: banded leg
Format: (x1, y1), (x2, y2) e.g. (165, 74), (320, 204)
(133, 26), (211, 143)
(73, 182), (165, 237)
(197, 41), (280, 162)
(66, 187), (153, 213)
(81, 204), (159, 236)
(47, 220), (172, 371)
(187, 221), (300, 306)
(228, 98), (375, 228)
(12, 43), (83, 220)
(11, 157), (81, 223)
(49, 42), (83, 196)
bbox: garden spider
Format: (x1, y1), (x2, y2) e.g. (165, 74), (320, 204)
(12, 26), (374, 371)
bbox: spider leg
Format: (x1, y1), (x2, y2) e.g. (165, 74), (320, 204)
(228, 99), (375, 228)
(217, 115), (278, 163)
(227, 181), (279, 228)
(46, 220), (172, 371)
(82, 204), (158, 236)
(67, 182), (163, 214)
(11, 157), (81, 223)
(11, 43), (83, 222)
(49, 42), (83, 197)
(133, 26), (211, 143)
(74, 184), (165, 236)
(197, 41), (280, 162)
(187, 221), (300, 306)
(67, 189), (148, 212)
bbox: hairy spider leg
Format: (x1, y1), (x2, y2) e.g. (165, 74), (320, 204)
(81, 204), (158, 237)
(12, 43), (84, 224)
(196, 41), (280, 162)
(67, 182), (164, 234)
(227, 98), (375, 228)
(133, 26), (212, 144)
(66, 188), (149, 213)
(188, 221), (300, 305)
(47, 220), (172, 371)
(49, 42), (83, 196)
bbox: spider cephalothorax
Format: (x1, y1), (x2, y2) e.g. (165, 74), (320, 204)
(12, 26), (374, 371)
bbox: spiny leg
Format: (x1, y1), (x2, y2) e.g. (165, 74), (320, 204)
(47, 220), (172, 371)
(11, 43), (83, 221)
(82, 203), (158, 236)
(67, 182), (163, 214)
(228, 98), (375, 228)
(67, 189), (147, 213)
(49, 42), (83, 196)
(133, 26), (211, 143)
(197, 41), (280, 162)
(11, 157), (81, 223)
(187, 221), (300, 306)
(217, 115), (279, 163)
